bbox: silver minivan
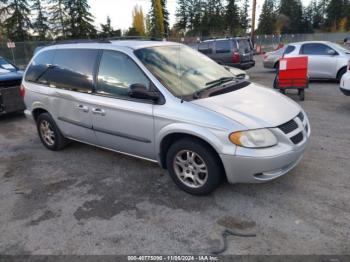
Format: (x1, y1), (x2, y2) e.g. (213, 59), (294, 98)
(22, 40), (310, 195)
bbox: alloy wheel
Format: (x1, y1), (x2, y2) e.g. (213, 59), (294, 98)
(173, 150), (208, 188)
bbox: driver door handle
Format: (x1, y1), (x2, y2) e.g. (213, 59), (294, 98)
(92, 108), (106, 116)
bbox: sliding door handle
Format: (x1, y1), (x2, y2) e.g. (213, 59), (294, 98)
(92, 108), (106, 116)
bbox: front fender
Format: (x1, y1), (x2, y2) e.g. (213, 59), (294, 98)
(156, 122), (236, 156)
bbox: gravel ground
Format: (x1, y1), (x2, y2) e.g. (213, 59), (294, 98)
(0, 56), (349, 255)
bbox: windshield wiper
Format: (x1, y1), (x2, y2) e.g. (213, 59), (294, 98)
(193, 77), (235, 99)
(205, 77), (235, 87)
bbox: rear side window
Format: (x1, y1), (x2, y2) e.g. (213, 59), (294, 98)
(300, 44), (337, 56)
(49, 49), (99, 93)
(198, 42), (213, 54)
(26, 48), (98, 93)
(283, 45), (296, 55)
(215, 40), (231, 53)
(237, 40), (251, 53)
(25, 50), (55, 84)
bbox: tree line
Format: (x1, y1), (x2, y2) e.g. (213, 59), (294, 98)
(174, 0), (350, 37)
(0, 0), (169, 42)
(258, 0), (350, 34)
(1, 0), (349, 42)
(174, 0), (250, 37)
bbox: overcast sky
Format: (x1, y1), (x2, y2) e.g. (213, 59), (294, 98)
(89, 0), (312, 31)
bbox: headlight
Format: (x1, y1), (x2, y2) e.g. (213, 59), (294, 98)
(229, 129), (278, 148)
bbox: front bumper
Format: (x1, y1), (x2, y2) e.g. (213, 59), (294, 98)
(221, 112), (310, 184)
(225, 61), (255, 70)
(263, 60), (276, 69)
(340, 87), (350, 96)
(220, 142), (307, 184)
(340, 73), (350, 96)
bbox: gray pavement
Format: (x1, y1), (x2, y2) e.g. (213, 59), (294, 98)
(0, 56), (349, 255)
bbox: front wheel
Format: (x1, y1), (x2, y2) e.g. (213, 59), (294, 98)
(337, 68), (347, 83)
(166, 138), (224, 195)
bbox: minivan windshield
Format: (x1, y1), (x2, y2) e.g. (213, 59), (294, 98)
(134, 45), (237, 97)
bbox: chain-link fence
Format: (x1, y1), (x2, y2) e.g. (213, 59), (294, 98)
(254, 32), (350, 52)
(0, 41), (51, 68)
(1, 32), (349, 68)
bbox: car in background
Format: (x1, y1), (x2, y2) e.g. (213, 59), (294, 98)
(263, 47), (285, 69)
(283, 41), (350, 81)
(197, 37), (255, 69)
(340, 60), (350, 96)
(0, 57), (25, 115)
(224, 65), (249, 80)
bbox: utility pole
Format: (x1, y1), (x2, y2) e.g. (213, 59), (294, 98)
(251, 0), (257, 47)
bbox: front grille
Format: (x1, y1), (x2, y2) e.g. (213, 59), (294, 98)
(291, 132), (304, 144)
(278, 119), (298, 134)
(297, 111), (304, 122)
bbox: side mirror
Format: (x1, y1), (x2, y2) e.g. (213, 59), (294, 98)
(128, 83), (160, 101)
(328, 49), (337, 56)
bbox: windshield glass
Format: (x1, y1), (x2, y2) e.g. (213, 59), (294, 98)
(134, 45), (234, 97)
(331, 43), (350, 53)
(0, 58), (16, 71)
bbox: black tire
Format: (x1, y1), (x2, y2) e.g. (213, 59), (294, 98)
(36, 113), (68, 151)
(166, 138), (224, 195)
(337, 67), (347, 83)
(273, 75), (279, 89)
(279, 89), (286, 94)
(299, 89), (305, 101)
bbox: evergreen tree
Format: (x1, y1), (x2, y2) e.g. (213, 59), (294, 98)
(257, 0), (276, 34)
(0, 0), (31, 41)
(279, 0), (303, 34)
(100, 16), (116, 38)
(161, 0), (170, 36)
(32, 0), (50, 40)
(48, 0), (68, 39)
(225, 0), (240, 35)
(326, 0), (349, 31)
(149, 0), (165, 38)
(310, 0), (323, 31)
(239, 0), (250, 34)
(65, 0), (96, 39)
(301, 5), (314, 33)
(175, 0), (188, 31)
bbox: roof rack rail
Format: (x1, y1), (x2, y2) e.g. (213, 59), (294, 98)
(107, 36), (163, 41)
(52, 39), (112, 45)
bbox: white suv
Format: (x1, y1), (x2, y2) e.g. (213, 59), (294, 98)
(284, 41), (350, 81)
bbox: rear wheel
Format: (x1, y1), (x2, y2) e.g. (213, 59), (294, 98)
(166, 138), (223, 195)
(36, 113), (68, 151)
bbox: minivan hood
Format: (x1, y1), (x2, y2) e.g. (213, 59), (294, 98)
(192, 83), (300, 129)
